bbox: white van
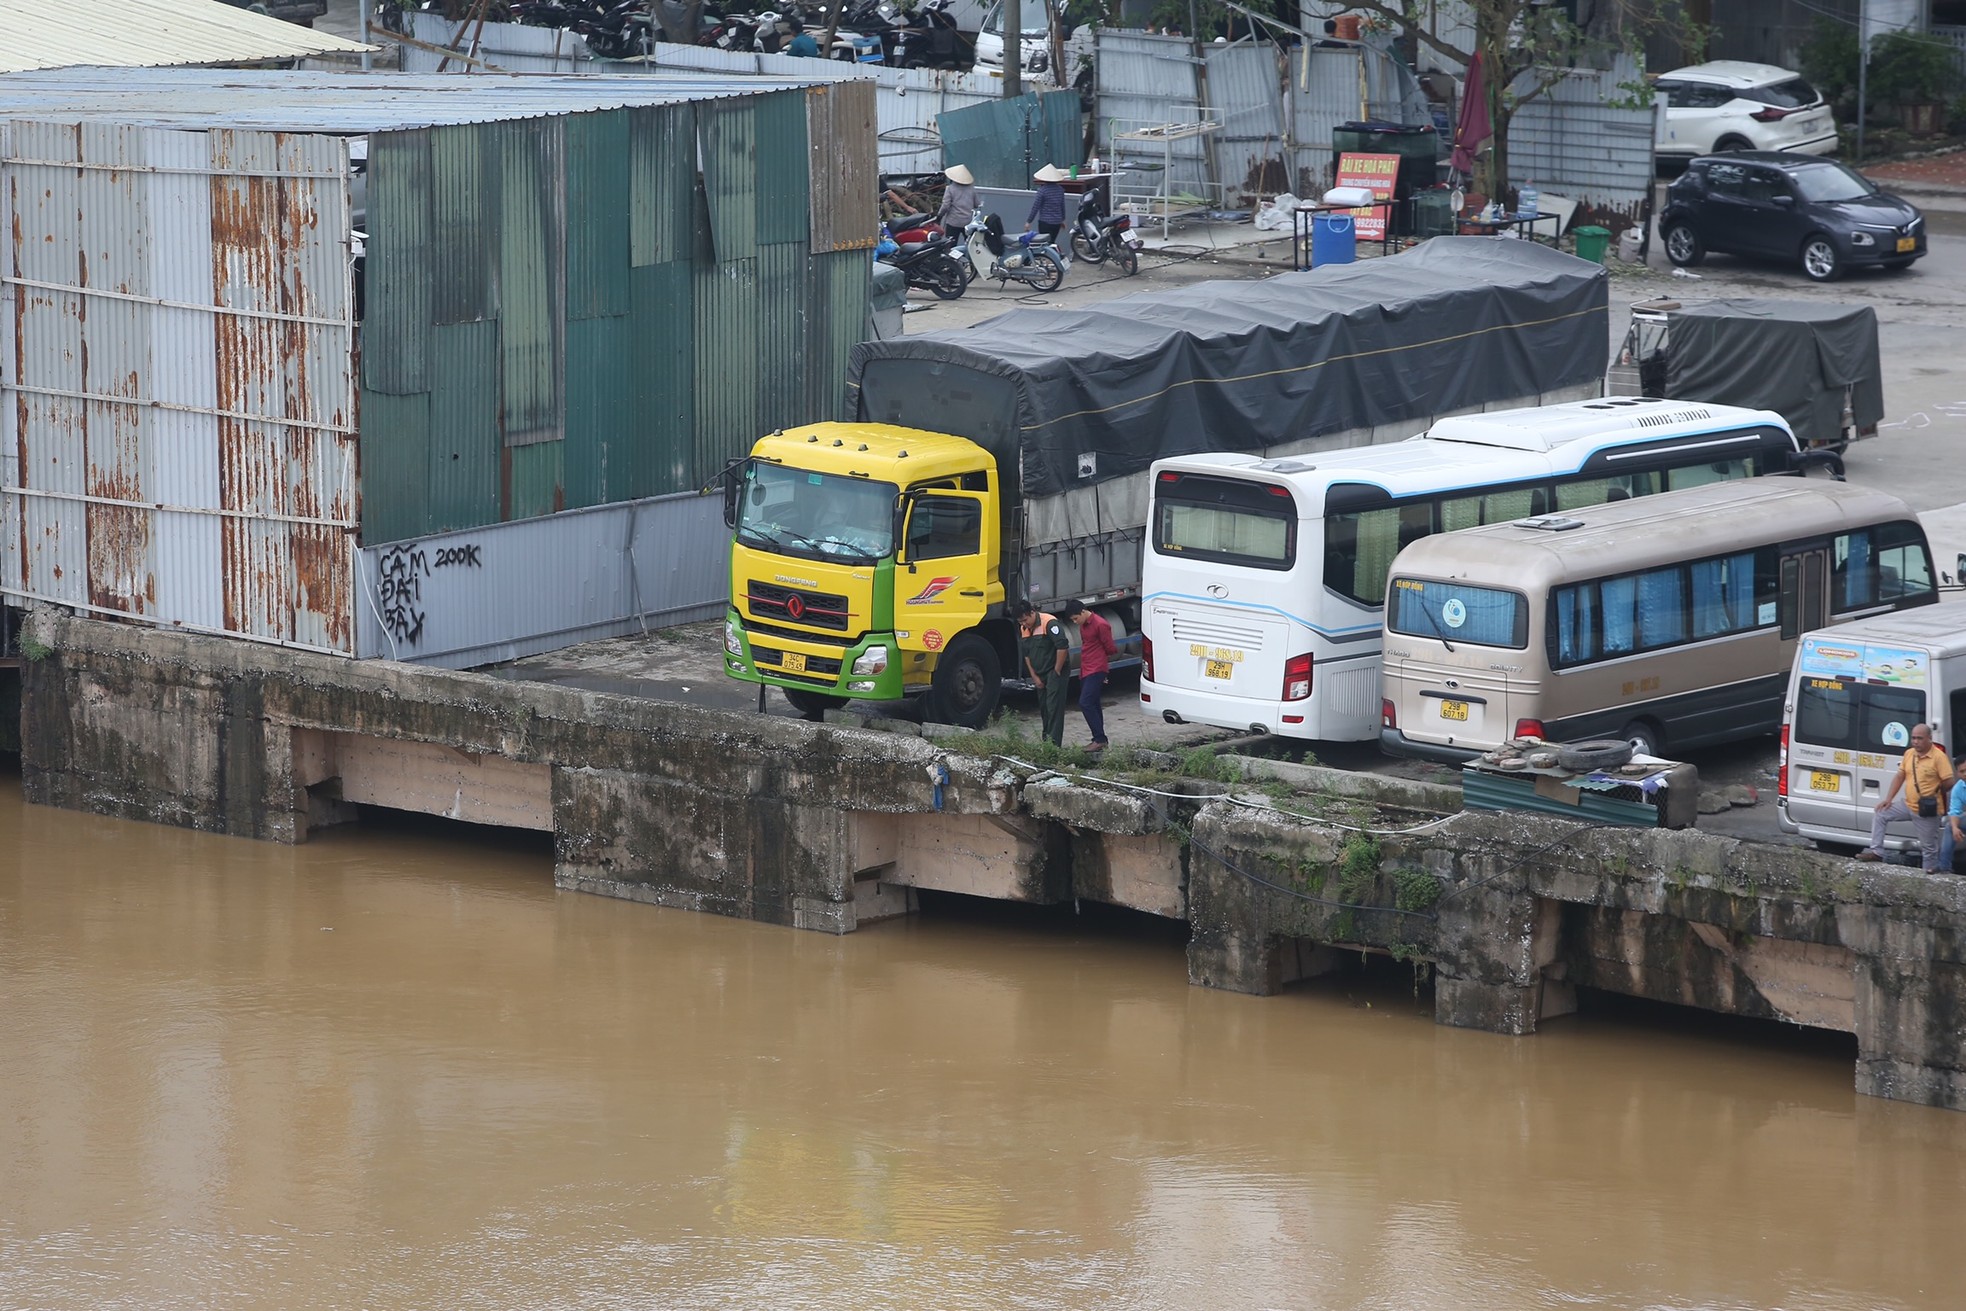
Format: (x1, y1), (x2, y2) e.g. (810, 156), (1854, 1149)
(1777, 600), (1966, 855)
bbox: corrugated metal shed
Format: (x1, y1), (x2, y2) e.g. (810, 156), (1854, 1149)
(0, 0), (373, 74)
(3, 67), (877, 660)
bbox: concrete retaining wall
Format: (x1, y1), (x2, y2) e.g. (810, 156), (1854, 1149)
(16, 608), (1966, 1109)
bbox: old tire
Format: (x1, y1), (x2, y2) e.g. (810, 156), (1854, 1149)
(1556, 738), (1636, 772)
(783, 687), (847, 720)
(1714, 134), (1753, 153)
(1663, 222), (1703, 267)
(927, 633), (1002, 729)
(1802, 233), (1843, 282)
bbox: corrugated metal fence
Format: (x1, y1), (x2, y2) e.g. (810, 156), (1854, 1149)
(0, 120), (360, 652)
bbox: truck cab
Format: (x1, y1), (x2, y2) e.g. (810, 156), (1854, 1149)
(723, 422), (1008, 725)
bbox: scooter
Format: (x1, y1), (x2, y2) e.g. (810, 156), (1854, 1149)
(964, 212), (1065, 293)
(877, 223), (969, 300)
(1070, 188), (1144, 275)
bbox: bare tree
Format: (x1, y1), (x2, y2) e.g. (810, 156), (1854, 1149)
(1342, 1), (1701, 201)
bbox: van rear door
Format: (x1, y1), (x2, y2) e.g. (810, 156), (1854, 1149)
(1785, 640), (1929, 844)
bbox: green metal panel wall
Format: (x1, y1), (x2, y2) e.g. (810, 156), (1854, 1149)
(628, 260), (694, 498)
(362, 128), (431, 395)
(630, 102), (695, 267)
(936, 90), (1085, 189)
(359, 90), (857, 546)
(431, 124), (494, 325)
(427, 319), (501, 530)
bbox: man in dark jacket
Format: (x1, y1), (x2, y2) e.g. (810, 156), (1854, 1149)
(1016, 601), (1070, 746)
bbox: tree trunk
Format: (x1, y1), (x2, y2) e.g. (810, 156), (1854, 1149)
(1476, 7), (1513, 205)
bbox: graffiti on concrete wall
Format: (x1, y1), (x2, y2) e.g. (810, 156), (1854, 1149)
(374, 540), (485, 648)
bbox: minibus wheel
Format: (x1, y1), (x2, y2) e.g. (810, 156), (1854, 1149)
(1618, 720), (1662, 759)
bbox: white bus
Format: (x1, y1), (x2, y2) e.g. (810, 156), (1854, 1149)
(1379, 480), (1937, 763)
(1139, 397), (1802, 742)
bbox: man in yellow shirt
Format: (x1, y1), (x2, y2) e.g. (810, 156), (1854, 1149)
(1858, 723), (1954, 870)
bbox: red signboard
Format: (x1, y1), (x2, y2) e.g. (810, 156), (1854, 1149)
(1334, 151), (1399, 240)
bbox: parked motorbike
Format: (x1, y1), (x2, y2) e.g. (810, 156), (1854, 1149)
(878, 223), (969, 300)
(964, 212), (1065, 293)
(1070, 187), (1143, 275)
(889, 0), (965, 69)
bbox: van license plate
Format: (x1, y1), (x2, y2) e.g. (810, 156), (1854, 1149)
(1204, 658), (1234, 680)
(782, 652), (807, 673)
(1896, 236), (1916, 252)
(1440, 699), (1469, 722)
(1809, 769), (1839, 792)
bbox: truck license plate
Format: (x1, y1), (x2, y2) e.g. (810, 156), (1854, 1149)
(1810, 769), (1839, 792)
(1440, 699), (1469, 722)
(782, 652), (807, 672)
(1896, 236), (1916, 252)
(1204, 658), (1234, 680)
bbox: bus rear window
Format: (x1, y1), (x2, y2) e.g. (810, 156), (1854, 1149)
(1793, 677), (1926, 754)
(1388, 578), (1528, 648)
(1154, 475), (1296, 570)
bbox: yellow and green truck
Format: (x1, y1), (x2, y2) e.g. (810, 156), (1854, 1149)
(721, 238), (1611, 725)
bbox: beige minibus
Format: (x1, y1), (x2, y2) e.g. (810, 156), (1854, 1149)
(1379, 480), (1937, 762)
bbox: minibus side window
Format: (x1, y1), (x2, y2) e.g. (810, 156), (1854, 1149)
(1667, 458), (1752, 491)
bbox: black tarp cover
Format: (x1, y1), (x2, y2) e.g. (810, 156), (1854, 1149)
(1663, 299), (1882, 449)
(845, 237), (1608, 499)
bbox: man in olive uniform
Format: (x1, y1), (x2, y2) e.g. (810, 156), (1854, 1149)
(1016, 601), (1070, 746)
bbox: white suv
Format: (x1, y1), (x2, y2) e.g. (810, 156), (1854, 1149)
(1653, 62), (1837, 163)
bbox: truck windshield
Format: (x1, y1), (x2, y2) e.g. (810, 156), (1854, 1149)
(736, 463), (897, 564)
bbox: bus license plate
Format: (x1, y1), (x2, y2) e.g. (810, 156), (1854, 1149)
(1896, 236), (1916, 252)
(1204, 658), (1234, 680)
(1810, 769), (1840, 793)
(782, 652), (807, 673)
(1440, 699), (1469, 721)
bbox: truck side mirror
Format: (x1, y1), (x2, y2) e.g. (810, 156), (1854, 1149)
(722, 477), (740, 529)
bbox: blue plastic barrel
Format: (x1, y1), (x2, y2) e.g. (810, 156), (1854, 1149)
(1312, 212), (1356, 267)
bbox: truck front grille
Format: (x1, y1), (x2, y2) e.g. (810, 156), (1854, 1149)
(747, 580), (852, 632)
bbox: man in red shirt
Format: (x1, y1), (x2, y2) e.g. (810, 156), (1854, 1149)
(1063, 599), (1118, 752)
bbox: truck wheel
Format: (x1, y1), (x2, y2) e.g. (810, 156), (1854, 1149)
(1556, 738), (1635, 772)
(782, 688), (847, 720)
(927, 633), (1001, 728)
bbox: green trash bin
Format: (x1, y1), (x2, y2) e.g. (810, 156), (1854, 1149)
(1573, 225), (1611, 264)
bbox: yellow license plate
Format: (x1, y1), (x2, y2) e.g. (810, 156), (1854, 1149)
(1809, 769), (1840, 792)
(1204, 658), (1234, 680)
(1440, 699), (1468, 722)
(782, 652), (807, 673)
(1896, 236), (1916, 252)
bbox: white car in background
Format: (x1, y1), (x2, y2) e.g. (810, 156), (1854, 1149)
(1653, 61), (1838, 163)
(971, 0), (1091, 85)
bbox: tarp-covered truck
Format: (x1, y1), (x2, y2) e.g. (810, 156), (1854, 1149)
(720, 237), (1609, 726)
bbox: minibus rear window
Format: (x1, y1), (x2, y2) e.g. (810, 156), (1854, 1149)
(1793, 676), (1927, 754)
(1388, 578), (1528, 648)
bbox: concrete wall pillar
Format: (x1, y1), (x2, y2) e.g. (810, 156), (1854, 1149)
(1851, 908), (1966, 1110)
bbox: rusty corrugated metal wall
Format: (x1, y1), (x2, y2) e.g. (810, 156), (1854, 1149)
(0, 118), (359, 651)
(359, 84), (874, 546)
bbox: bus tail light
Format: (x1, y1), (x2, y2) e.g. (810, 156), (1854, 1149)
(1142, 636), (1155, 682)
(1777, 723), (1789, 799)
(1283, 653), (1313, 701)
(1381, 698), (1396, 729)
(1513, 718), (1545, 741)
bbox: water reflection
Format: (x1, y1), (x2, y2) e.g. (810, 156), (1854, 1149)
(2, 766), (1963, 1310)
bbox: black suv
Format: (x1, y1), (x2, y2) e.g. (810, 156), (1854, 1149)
(1660, 152), (1925, 282)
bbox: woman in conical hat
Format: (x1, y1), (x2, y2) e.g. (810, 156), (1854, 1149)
(938, 163), (978, 230)
(1027, 164), (1070, 255)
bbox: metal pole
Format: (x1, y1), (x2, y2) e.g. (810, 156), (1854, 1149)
(1856, 0), (1869, 163)
(1004, 0), (1022, 98)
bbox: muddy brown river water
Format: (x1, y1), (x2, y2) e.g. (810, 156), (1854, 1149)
(3, 764), (1963, 1310)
